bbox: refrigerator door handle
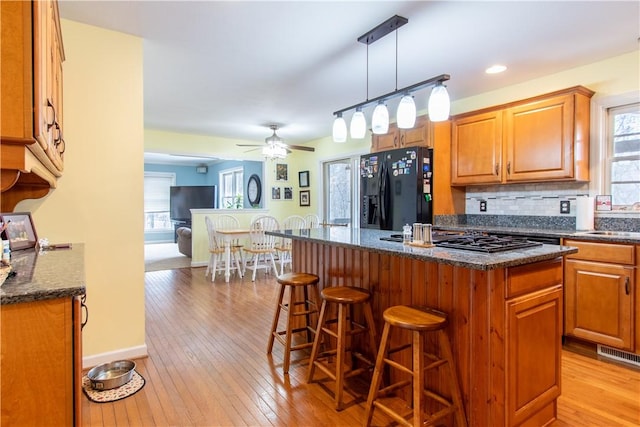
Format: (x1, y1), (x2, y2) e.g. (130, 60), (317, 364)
(379, 161), (389, 228)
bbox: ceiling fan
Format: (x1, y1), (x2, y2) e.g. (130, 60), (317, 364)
(237, 125), (315, 157)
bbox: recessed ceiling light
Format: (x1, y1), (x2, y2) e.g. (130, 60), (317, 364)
(486, 64), (507, 74)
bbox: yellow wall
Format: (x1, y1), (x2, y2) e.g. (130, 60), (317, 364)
(16, 20), (145, 364)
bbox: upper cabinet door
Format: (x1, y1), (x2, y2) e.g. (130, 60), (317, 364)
(451, 110), (503, 185)
(504, 94), (575, 182)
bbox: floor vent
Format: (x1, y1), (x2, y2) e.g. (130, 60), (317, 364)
(597, 345), (640, 367)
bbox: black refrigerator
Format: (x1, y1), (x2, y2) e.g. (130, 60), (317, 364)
(360, 146), (433, 231)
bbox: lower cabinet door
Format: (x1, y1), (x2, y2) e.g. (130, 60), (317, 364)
(564, 259), (634, 350)
(506, 286), (563, 426)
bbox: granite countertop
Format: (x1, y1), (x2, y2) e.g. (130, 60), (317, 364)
(433, 225), (640, 244)
(0, 244), (86, 305)
(269, 227), (577, 271)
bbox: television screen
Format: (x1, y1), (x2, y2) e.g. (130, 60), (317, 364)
(170, 186), (216, 221)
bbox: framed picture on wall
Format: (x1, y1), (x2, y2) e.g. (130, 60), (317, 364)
(299, 190), (310, 207)
(272, 187), (281, 200)
(284, 187), (293, 200)
(0, 212), (38, 251)
(276, 163), (288, 181)
(299, 170), (309, 187)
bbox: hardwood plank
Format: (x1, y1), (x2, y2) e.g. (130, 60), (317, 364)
(81, 267), (640, 426)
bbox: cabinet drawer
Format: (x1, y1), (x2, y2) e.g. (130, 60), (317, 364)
(564, 239), (635, 265)
(506, 258), (563, 298)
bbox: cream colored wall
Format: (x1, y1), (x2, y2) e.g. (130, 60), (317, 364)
(16, 20), (145, 365)
(451, 51), (639, 115)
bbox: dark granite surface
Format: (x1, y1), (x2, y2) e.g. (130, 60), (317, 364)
(269, 228), (577, 271)
(432, 224), (640, 244)
(0, 244), (86, 305)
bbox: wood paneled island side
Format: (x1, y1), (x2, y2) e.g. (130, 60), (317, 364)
(269, 227), (578, 427)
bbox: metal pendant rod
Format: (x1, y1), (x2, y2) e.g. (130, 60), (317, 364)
(332, 74), (450, 117)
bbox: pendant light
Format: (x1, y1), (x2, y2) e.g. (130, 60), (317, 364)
(396, 94), (416, 128)
(428, 82), (450, 122)
(350, 109), (366, 139)
(332, 113), (347, 143)
(332, 15), (451, 135)
(371, 102), (389, 134)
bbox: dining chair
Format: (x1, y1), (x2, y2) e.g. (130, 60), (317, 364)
(243, 215), (279, 281)
(214, 214), (245, 267)
(274, 215), (306, 275)
(304, 213), (320, 228)
(204, 216), (243, 282)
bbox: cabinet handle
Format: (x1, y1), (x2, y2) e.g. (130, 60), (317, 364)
(400, 134), (405, 145)
(625, 277), (630, 295)
(507, 161), (511, 175)
(394, 136), (398, 147)
(495, 163), (499, 175)
(46, 99), (56, 130)
(81, 294), (89, 329)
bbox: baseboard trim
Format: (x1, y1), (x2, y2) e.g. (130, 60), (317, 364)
(83, 344), (149, 370)
(191, 261), (207, 267)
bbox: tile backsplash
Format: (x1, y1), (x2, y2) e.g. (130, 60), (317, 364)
(438, 182), (640, 232)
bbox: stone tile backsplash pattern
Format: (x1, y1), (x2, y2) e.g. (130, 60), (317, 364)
(435, 182), (639, 232)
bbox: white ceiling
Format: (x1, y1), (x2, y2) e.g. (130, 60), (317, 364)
(58, 1), (639, 165)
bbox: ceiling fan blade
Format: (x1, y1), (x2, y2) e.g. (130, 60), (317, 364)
(236, 144), (263, 147)
(286, 144), (315, 152)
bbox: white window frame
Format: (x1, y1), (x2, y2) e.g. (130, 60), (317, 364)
(219, 167), (244, 209)
(320, 154), (361, 226)
(591, 91), (640, 211)
(144, 171), (176, 232)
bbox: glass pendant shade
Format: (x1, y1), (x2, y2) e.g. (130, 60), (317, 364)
(350, 110), (366, 139)
(371, 103), (389, 134)
(396, 95), (416, 129)
(428, 84), (450, 122)
(332, 115), (347, 143)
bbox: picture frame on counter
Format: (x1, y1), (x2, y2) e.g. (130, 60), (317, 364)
(299, 190), (310, 207)
(298, 170), (309, 188)
(0, 212), (38, 251)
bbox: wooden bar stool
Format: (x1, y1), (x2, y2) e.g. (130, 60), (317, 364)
(306, 286), (377, 411)
(363, 305), (467, 427)
(267, 272), (321, 374)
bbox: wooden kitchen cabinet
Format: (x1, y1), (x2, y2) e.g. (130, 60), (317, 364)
(371, 115), (432, 152)
(451, 110), (503, 185)
(564, 239), (636, 351)
(451, 86), (593, 186)
(1, 296), (83, 426)
(1, 0), (65, 212)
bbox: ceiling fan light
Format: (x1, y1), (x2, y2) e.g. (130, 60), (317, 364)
(350, 110), (366, 139)
(396, 94), (416, 129)
(428, 83), (450, 122)
(371, 102), (389, 134)
(332, 115), (347, 143)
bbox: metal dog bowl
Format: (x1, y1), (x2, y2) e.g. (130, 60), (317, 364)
(87, 360), (136, 390)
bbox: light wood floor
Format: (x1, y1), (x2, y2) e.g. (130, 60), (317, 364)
(82, 267), (640, 426)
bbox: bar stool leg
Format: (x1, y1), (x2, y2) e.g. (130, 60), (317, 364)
(412, 330), (424, 427)
(267, 282), (286, 355)
(306, 299), (328, 383)
(439, 330), (468, 427)
(335, 302), (348, 410)
(364, 322), (391, 426)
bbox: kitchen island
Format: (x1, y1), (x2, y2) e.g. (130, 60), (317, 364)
(1, 245), (85, 426)
(269, 227), (577, 427)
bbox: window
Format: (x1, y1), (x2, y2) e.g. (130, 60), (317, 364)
(606, 102), (640, 209)
(323, 157), (358, 225)
(144, 172), (175, 231)
(220, 168), (244, 209)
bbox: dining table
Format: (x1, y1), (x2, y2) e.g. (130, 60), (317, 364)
(214, 229), (250, 282)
